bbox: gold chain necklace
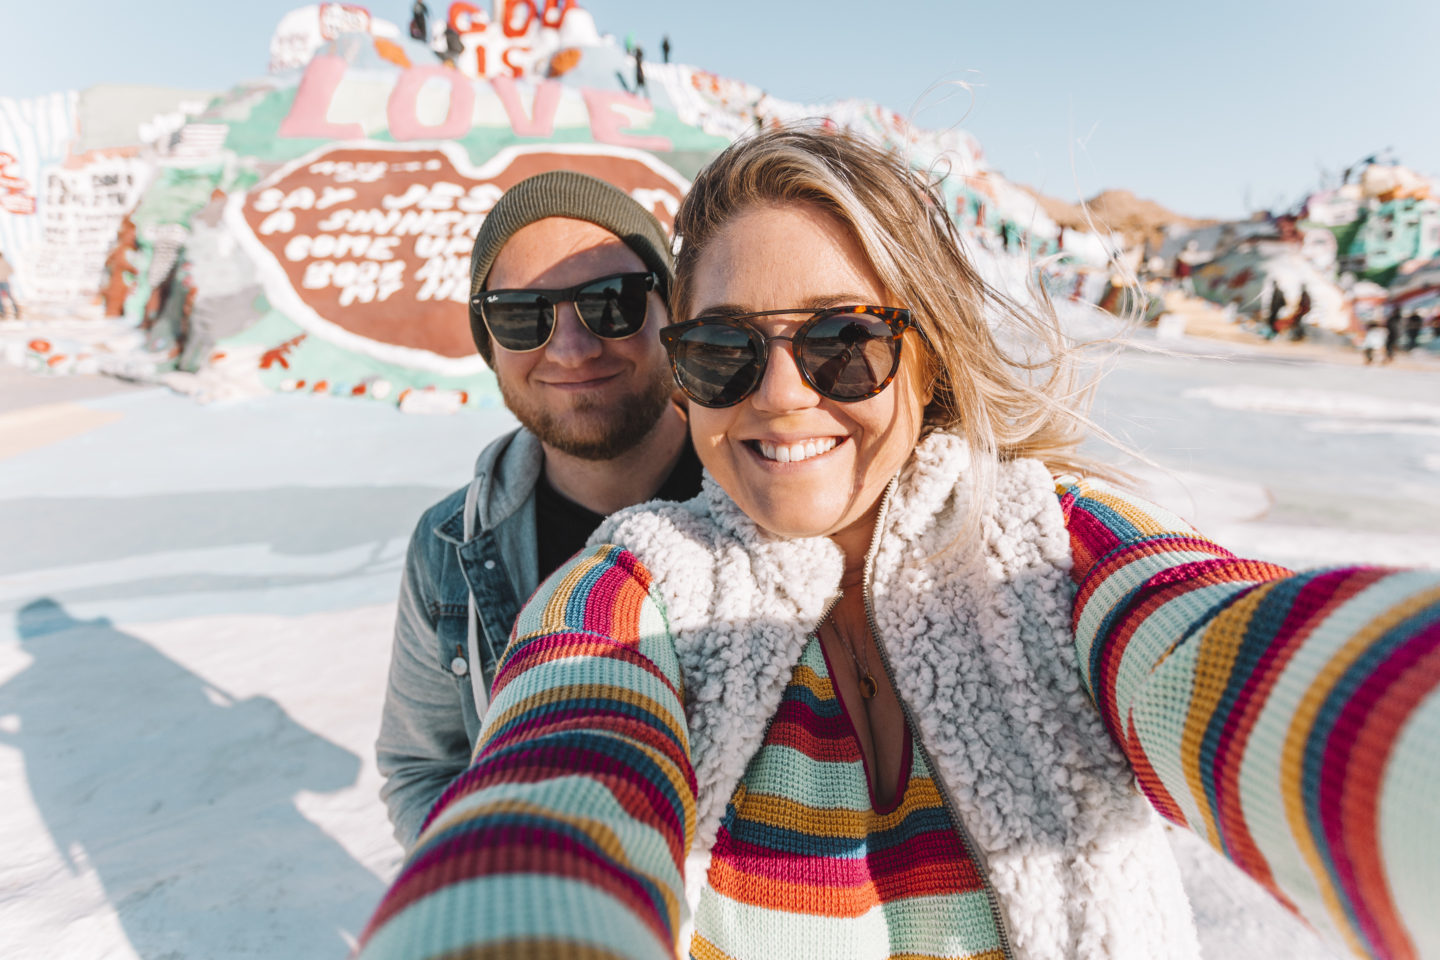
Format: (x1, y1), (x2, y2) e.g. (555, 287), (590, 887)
(825, 620), (878, 700)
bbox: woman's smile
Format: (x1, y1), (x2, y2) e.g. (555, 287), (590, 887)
(746, 435), (844, 464)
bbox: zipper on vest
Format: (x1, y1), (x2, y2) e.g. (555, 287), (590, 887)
(860, 477), (1017, 960)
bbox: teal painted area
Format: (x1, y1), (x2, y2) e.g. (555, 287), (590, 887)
(132, 164), (228, 227)
(214, 308), (502, 407)
(220, 86), (328, 163)
(1342, 198), (1440, 281)
(1312, 218), (1363, 263)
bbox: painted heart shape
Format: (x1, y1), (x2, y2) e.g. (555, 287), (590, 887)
(233, 143), (687, 371)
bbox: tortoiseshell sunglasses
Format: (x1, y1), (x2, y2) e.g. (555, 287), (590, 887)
(659, 305), (918, 408)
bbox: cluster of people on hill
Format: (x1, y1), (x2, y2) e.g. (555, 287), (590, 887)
(623, 33), (672, 94)
(407, 2), (466, 68)
(409, 1), (673, 89)
(1258, 281), (1312, 340)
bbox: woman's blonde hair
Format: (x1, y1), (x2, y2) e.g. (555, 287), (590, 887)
(672, 124), (1115, 515)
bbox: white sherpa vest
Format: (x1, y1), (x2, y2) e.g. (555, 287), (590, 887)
(590, 430), (1199, 960)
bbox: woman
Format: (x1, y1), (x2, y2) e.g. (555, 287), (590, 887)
(356, 128), (1439, 960)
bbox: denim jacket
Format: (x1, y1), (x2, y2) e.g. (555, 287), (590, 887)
(376, 427), (544, 848)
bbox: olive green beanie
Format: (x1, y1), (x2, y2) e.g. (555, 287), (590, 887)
(468, 170), (675, 364)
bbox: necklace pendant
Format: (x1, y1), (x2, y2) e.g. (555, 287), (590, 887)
(859, 673), (878, 699)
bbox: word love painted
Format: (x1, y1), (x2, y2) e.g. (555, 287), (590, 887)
(279, 55), (671, 152)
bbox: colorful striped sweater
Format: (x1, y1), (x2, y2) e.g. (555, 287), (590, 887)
(692, 638), (1005, 959)
(357, 442), (1440, 960)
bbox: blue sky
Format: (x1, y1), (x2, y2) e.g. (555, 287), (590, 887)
(4, 0), (1436, 219)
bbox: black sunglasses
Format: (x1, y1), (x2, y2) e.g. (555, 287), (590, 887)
(472, 271), (657, 353)
(659, 305), (918, 408)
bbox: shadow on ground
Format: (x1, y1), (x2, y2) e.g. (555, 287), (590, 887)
(0, 598), (384, 959)
(0, 485), (451, 577)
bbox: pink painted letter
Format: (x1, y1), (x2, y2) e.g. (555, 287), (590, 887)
(490, 77), (561, 137)
(387, 66), (477, 141)
(279, 56), (365, 139)
(581, 89), (672, 152)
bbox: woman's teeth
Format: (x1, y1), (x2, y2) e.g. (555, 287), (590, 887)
(755, 438), (838, 463)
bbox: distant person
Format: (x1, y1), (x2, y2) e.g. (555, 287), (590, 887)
(661, 34), (671, 63)
(409, 0), (428, 40)
(634, 45), (646, 92)
(376, 172), (702, 849)
(1403, 311), (1422, 351)
(1385, 304), (1402, 362)
(1263, 283), (1286, 338)
(101, 218), (138, 317)
(1289, 285), (1311, 340)
(441, 23), (464, 67)
(1173, 254), (1192, 292)
(0, 251), (19, 319)
(1362, 320), (1387, 364)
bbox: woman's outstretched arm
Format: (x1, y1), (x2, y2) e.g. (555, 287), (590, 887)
(356, 545), (696, 960)
(1061, 477), (1440, 960)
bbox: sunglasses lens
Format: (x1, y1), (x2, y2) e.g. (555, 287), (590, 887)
(575, 274), (650, 338)
(799, 311), (900, 399)
(671, 322), (763, 407)
(482, 293), (554, 351)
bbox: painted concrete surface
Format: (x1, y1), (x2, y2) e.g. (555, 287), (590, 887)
(1, 384), (517, 960)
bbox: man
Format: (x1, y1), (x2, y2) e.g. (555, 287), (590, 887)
(1289, 285), (1311, 341)
(376, 171), (702, 847)
(1263, 283), (1286, 339)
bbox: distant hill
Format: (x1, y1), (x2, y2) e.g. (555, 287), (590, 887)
(1017, 185), (1213, 250)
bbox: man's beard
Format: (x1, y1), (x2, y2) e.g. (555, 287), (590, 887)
(498, 368), (676, 461)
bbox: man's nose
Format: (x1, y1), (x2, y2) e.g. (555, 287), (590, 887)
(543, 301), (603, 365)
